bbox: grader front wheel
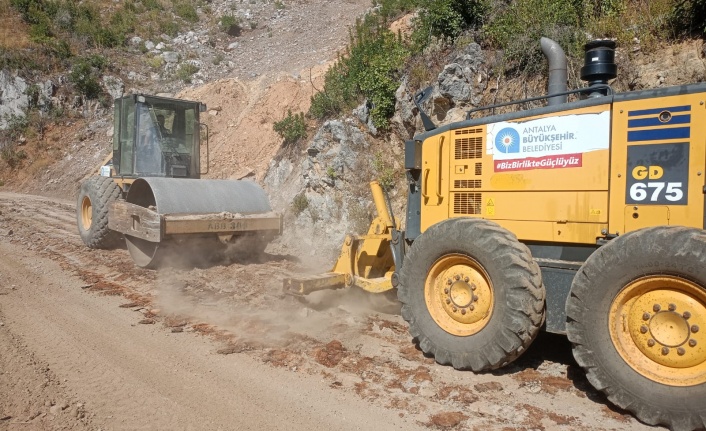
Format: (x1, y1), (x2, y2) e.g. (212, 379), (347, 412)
(567, 226), (706, 431)
(398, 218), (545, 371)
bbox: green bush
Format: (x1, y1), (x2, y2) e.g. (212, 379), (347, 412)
(670, 0), (706, 35)
(373, 151), (396, 191)
(2, 113), (29, 141)
(159, 18), (180, 36)
(273, 110), (307, 145)
(174, 1), (199, 23)
(309, 14), (408, 129)
(69, 55), (107, 99)
(484, 0), (582, 75)
(1, 147), (28, 169)
(220, 15), (242, 35)
(176, 63), (199, 83)
(412, 0), (488, 48)
(292, 193), (309, 215)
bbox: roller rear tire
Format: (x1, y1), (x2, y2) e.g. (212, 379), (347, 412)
(77, 176), (121, 249)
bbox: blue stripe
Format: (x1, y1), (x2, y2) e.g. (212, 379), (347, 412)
(628, 114), (691, 128)
(628, 127), (690, 142)
(628, 105), (691, 117)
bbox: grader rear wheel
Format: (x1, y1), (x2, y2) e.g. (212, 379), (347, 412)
(76, 176), (121, 249)
(398, 218), (545, 371)
(566, 226), (706, 431)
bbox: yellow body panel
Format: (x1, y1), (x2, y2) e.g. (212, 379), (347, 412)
(609, 94), (706, 234)
(421, 104), (612, 244)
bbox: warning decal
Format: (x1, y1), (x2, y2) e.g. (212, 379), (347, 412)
(487, 111), (610, 172)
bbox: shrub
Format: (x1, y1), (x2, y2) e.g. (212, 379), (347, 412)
(670, 0), (706, 36)
(292, 193), (309, 215)
(220, 15), (242, 36)
(159, 19), (180, 36)
(373, 151), (396, 191)
(484, 0), (582, 75)
(176, 63), (199, 82)
(309, 14), (408, 129)
(1, 147), (28, 169)
(2, 113), (29, 141)
(273, 110), (306, 145)
(412, 0), (488, 49)
(174, 1), (198, 23)
(69, 55), (107, 99)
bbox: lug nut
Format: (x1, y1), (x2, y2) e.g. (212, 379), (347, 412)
(668, 303), (677, 311)
(464, 277), (469, 283)
(692, 325), (700, 333)
(472, 295), (478, 302)
(461, 309), (466, 315)
(446, 299), (451, 305)
(455, 275), (460, 281)
(683, 311), (691, 319)
(653, 304), (661, 312)
(689, 339), (697, 347)
(642, 313), (651, 321)
(444, 288), (449, 294)
(452, 307), (457, 313)
(677, 347), (686, 356)
(447, 279), (452, 285)
(661, 347), (670, 355)
(640, 325), (648, 334)
(471, 284), (477, 291)
(469, 305), (475, 311)
(647, 339), (656, 347)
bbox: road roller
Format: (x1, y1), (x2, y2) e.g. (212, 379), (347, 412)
(76, 94), (281, 267)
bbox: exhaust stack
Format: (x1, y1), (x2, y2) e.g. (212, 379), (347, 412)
(540, 37), (568, 106)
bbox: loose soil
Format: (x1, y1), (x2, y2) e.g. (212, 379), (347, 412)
(0, 191), (664, 430)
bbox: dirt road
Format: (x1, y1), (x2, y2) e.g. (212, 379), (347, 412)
(0, 192), (663, 430)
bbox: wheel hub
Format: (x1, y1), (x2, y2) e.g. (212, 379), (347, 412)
(80, 196), (93, 230)
(425, 254), (493, 336)
(610, 275), (706, 386)
(628, 290), (704, 368)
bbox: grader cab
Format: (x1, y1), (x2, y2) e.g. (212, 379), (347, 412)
(286, 39), (706, 431)
(77, 94), (281, 267)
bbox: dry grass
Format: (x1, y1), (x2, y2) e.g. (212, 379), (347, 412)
(0, 0), (32, 49)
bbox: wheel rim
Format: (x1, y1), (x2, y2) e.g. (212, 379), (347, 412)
(80, 196), (93, 231)
(424, 254), (494, 336)
(609, 275), (706, 386)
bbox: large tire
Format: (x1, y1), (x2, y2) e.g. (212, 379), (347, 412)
(76, 176), (121, 249)
(566, 226), (706, 431)
(398, 218), (545, 371)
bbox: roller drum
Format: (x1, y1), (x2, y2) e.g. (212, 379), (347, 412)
(126, 177), (272, 215)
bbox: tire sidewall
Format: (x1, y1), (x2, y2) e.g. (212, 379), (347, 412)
(400, 217), (542, 366)
(571, 226), (706, 413)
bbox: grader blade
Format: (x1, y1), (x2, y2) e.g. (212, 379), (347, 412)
(283, 181), (402, 296)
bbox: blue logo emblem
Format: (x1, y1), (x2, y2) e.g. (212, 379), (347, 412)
(495, 128), (520, 153)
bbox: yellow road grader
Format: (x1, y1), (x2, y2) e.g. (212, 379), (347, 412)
(76, 94), (281, 267)
(286, 39), (706, 430)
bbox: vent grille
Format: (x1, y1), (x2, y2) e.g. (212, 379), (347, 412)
(475, 163), (482, 175)
(455, 137), (483, 159)
(454, 179), (482, 189)
(453, 193), (482, 215)
(455, 128), (483, 135)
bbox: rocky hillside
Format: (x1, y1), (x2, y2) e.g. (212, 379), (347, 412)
(1, 0), (705, 260)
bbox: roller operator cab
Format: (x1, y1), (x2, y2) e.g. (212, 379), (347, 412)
(396, 40), (706, 431)
(76, 94), (282, 268)
(111, 94), (207, 180)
